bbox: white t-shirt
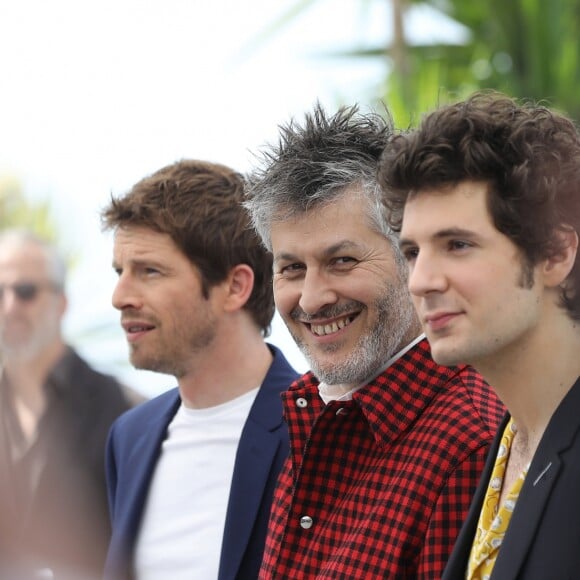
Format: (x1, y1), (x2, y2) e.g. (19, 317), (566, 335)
(134, 387), (260, 580)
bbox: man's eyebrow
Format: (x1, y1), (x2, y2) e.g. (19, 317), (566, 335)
(273, 251), (298, 264)
(274, 240), (364, 264)
(432, 227), (479, 238)
(399, 227), (480, 249)
(111, 258), (164, 270)
(323, 240), (363, 256)
(399, 227), (479, 250)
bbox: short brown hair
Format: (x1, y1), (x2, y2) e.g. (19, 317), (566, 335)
(101, 159), (275, 334)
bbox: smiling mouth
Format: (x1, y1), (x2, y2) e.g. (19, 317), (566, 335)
(123, 322), (155, 335)
(128, 325), (154, 332)
(309, 315), (355, 337)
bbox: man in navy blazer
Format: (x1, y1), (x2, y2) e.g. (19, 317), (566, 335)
(101, 160), (298, 580)
(380, 92), (580, 579)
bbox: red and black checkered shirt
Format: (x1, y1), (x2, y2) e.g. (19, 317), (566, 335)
(259, 338), (504, 579)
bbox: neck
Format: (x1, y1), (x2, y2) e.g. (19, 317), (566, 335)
(177, 320), (273, 409)
(2, 340), (67, 439)
(476, 309), (580, 446)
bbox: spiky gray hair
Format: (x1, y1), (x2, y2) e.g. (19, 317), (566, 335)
(244, 102), (398, 251)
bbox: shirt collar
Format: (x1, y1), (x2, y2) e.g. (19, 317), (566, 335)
(318, 334), (426, 404)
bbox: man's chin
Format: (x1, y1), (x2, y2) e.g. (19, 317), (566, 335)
(306, 356), (353, 385)
(130, 356), (156, 373)
(429, 343), (465, 367)
(131, 355), (179, 377)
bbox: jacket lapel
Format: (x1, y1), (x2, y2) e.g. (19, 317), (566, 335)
(492, 378), (580, 578)
(109, 391), (181, 574)
(491, 449), (560, 578)
(217, 346), (293, 580)
(219, 416), (282, 579)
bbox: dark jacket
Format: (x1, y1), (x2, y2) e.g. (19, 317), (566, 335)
(104, 344), (298, 580)
(443, 377), (580, 580)
(0, 347), (132, 579)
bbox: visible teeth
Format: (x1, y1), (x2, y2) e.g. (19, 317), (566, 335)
(129, 325), (148, 332)
(311, 316), (353, 336)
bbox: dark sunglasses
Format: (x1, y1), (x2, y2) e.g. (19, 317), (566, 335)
(0, 282), (58, 302)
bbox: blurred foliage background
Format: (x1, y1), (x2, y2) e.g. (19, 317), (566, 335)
(0, 175), (57, 237)
(0, 176), (75, 269)
(383, 0), (580, 126)
(275, 0), (580, 126)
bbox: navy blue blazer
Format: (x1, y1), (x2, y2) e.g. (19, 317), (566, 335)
(442, 377), (580, 580)
(104, 344), (298, 580)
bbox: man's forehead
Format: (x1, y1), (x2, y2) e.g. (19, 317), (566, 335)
(402, 182), (491, 229)
(0, 243), (49, 272)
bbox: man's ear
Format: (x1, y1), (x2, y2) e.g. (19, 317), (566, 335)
(543, 228), (578, 287)
(222, 264), (254, 313)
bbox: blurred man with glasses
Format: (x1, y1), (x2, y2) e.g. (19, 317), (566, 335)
(0, 229), (134, 579)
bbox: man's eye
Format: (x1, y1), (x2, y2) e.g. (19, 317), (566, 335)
(402, 248), (419, 262)
(333, 256), (357, 266)
(449, 240), (471, 251)
(279, 263), (304, 275)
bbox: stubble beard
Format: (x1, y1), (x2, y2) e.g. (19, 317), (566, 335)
(129, 313), (217, 379)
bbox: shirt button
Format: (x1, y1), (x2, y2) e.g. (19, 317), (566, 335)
(300, 515), (313, 529)
(296, 397), (308, 408)
(335, 407), (349, 416)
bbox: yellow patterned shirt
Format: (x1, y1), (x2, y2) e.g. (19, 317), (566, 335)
(467, 419), (529, 579)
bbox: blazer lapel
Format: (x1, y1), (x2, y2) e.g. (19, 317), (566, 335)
(492, 378), (580, 579)
(218, 347), (293, 580)
(111, 392), (181, 569)
(219, 418), (282, 579)
(491, 451), (561, 578)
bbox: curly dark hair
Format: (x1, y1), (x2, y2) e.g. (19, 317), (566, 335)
(101, 159), (275, 335)
(379, 91), (580, 320)
(245, 102), (397, 251)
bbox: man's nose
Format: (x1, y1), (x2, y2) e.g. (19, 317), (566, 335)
(111, 274), (142, 311)
(407, 252), (448, 297)
(298, 270), (339, 316)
